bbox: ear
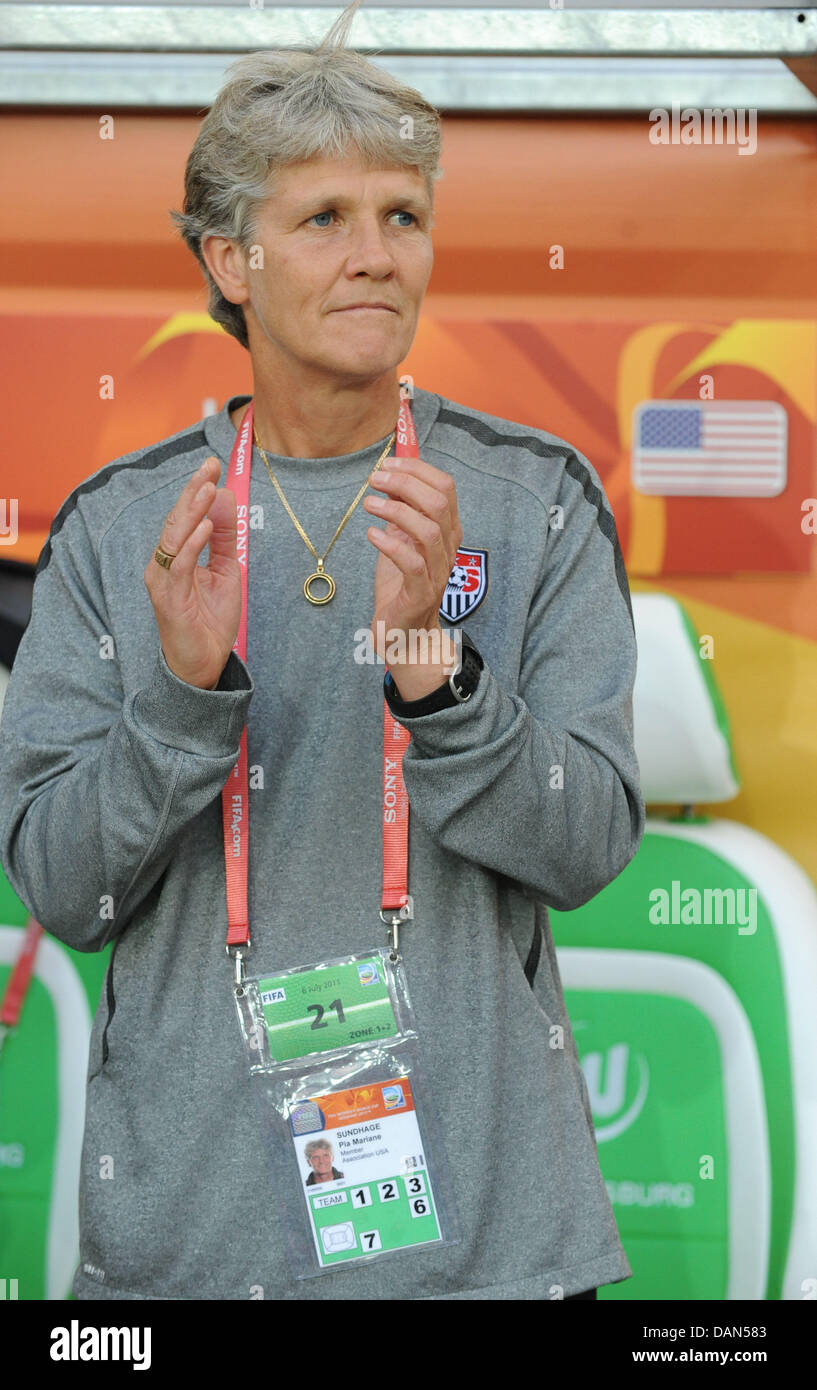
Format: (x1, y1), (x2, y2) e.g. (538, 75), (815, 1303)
(201, 235), (251, 307)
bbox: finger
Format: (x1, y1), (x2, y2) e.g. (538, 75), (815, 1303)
(370, 467), (461, 558)
(366, 526), (435, 611)
(383, 454), (457, 498)
(382, 521), (413, 546)
(368, 470), (461, 585)
(203, 487), (238, 569)
(364, 492), (450, 592)
(381, 457), (461, 540)
(371, 467), (450, 522)
(154, 515), (214, 594)
(155, 456), (221, 563)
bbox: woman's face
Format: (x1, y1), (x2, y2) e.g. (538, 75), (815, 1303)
(308, 1145), (334, 1177)
(208, 147), (434, 386)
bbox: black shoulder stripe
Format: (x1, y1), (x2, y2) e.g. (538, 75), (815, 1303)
(435, 405), (634, 629)
(564, 454), (634, 631)
(35, 427), (208, 579)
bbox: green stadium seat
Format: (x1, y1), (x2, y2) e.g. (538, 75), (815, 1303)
(550, 593), (817, 1301)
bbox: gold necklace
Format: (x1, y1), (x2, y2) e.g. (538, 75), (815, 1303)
(253, 425), (396, 605)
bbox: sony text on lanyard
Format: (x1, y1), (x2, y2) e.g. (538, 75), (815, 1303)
(220, 388), (417, 983)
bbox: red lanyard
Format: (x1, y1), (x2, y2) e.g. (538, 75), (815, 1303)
(0, 918), (44, 1057)
(221, 389), (416, 976)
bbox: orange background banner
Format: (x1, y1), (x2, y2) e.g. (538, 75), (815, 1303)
(1, 112), (815, 885)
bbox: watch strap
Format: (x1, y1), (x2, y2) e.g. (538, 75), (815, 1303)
(384, 631), (484, 717)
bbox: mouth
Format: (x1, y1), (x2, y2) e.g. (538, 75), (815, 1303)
(333, 305), (398, 314)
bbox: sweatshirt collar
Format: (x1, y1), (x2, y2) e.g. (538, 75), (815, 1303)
(203, 386), (442, 492)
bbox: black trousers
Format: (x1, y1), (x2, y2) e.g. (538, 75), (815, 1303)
(565, 1287), (597, 1300)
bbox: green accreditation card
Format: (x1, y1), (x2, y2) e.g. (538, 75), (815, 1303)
(258, 957), (399, 1062)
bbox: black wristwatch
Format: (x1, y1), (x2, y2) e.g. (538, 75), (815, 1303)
(383, 631), (484, 717)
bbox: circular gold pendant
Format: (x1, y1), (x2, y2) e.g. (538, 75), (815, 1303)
(304, 569), (336, 605)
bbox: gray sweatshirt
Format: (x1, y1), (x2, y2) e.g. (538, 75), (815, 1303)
(0, 385), (644, 1300)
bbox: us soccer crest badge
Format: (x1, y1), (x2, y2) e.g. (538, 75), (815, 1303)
(439, 549), (489, 623)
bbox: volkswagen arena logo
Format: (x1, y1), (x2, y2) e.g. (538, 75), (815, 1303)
(582, 1043), (650, 1142)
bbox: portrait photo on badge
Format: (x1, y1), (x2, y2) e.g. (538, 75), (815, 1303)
(302, 1136), (346, 1188)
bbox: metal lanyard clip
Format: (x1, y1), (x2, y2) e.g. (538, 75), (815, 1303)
(380, 895), (414, 962)
(226, 938), (251, 991)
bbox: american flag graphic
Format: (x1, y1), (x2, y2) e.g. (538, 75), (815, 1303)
(632, 401), (788, 497)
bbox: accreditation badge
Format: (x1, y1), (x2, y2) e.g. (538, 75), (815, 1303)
(234, 950), (457, 1279)
(292, 1076), (440, 1266)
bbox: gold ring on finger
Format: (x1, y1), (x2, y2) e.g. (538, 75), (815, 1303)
(154, 546), (177, 570)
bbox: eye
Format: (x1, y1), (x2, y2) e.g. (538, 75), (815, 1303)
(306, 208), (419, 228)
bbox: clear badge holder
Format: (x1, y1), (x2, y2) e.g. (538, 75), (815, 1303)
(234, 948), (459, 1278)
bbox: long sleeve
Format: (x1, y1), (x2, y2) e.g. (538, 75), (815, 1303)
(388, 451), (645, 911)
(0, 504), (253, 952)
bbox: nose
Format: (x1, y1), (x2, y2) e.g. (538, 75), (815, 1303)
(342, 214), (397, 278)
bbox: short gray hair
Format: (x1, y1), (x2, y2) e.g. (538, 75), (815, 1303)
(304, 1138), (333, 1161)
(170, 0), (443, 350)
